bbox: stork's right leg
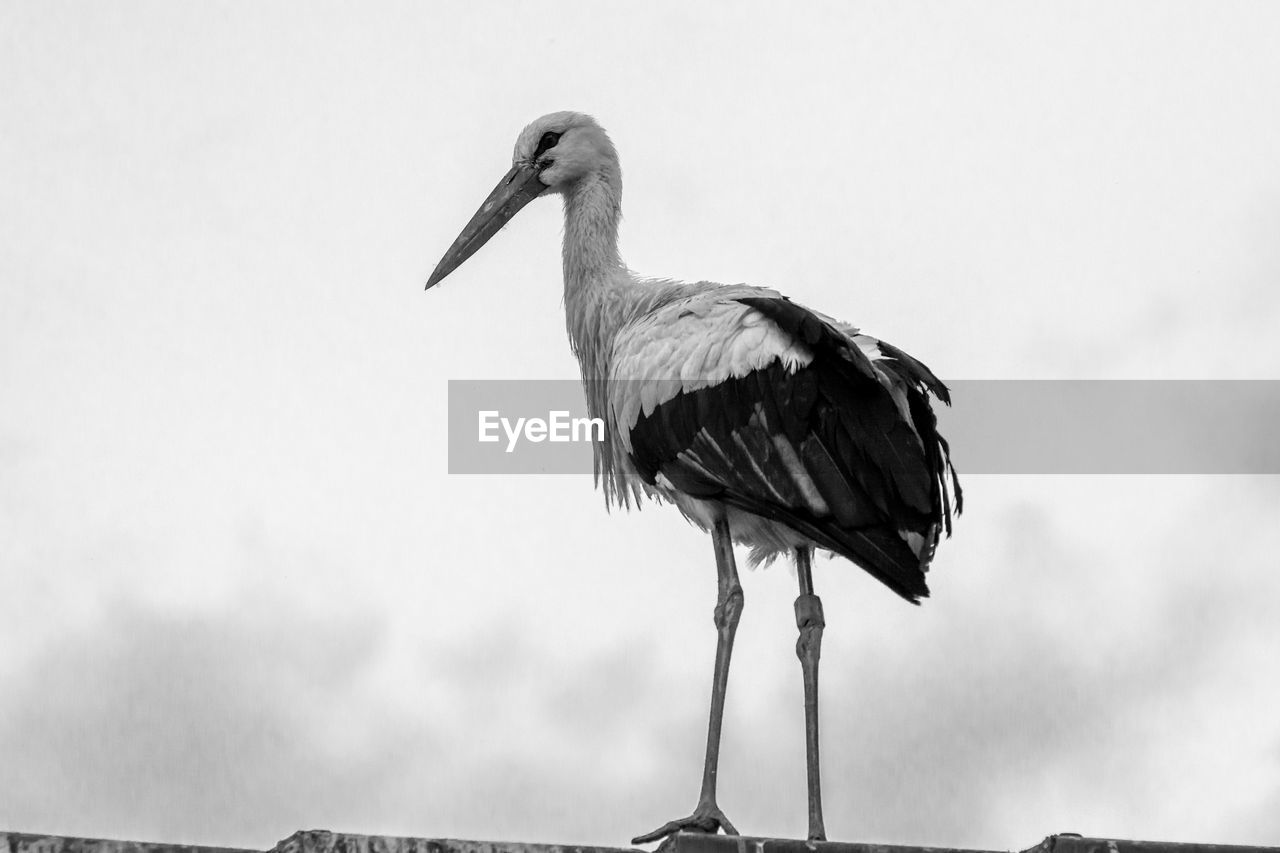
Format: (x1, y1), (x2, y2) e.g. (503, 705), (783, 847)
(632, 512), (742, 845)
(794, 546), (827, 842)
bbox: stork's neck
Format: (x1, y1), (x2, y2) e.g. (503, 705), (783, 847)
(562, 170), (623, 293)
(561, 169), (632, 378)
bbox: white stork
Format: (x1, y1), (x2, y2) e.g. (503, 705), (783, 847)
(425, 112), (961, 844)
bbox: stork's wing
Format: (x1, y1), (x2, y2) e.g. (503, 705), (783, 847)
(614, 293), (960, 603)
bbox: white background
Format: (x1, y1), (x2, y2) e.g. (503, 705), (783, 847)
(3, 2), (1279, 850)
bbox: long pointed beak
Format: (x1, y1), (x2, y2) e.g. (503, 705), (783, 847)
(425, 163), (547, 289)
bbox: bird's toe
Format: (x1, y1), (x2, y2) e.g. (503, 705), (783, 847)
(631, 804), (738, 845)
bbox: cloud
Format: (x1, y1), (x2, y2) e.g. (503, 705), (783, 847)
(0, 591), (393, 847)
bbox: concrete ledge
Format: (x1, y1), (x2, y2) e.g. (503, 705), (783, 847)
(272, 831), (631, 853)
(1, 832), (256, 853)
(2, 830), (1276, 853)
(656, 833), (1279, 853)
(656, 832), (1000, 853)
(1021, 837), (1279, 853)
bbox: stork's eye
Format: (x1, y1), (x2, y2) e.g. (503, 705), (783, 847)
(534, 131), (561, 159)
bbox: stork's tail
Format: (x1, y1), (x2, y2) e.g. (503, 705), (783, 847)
(827, 525), (932, 604)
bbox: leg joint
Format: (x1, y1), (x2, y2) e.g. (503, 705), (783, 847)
(714, 584), (744, 631)
(795, 592), (824, 662)
(794, 593), (825, 631)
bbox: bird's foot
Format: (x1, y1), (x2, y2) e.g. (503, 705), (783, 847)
(631, 801), (739, 845)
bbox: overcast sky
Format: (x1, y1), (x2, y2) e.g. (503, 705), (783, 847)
(2, 2), (1279, 851)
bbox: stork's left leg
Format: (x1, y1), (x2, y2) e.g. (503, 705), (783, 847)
(632, 512), (742, 845)
(795, 546), (827, 842)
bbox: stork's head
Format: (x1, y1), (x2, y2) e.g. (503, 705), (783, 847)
(513, 111), (618, 193)
(426, 111), (618, 289)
